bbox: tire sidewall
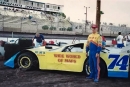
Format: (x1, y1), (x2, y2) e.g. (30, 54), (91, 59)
(17, 53), (33, 70)
(84, 58), (107, 77)
(84, 60), (90, 76)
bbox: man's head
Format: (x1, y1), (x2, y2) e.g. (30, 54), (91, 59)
(129, 33), (130, 36)
(91, 24), (98, 33)
(35, 33), (40, 37)
(118, 32), (121, 35)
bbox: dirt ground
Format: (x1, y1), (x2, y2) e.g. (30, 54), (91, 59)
(0, 61), (130, 87)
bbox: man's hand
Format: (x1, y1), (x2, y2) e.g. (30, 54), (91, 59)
(42, 40), (46, 46)
(86, 53), (88, 56)
(32, 43), (35, 46)
(96, 53), (99, 58)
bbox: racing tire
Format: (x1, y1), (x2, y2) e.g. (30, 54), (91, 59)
(17, 52), (38, 71)
(84, 58), (107, 78)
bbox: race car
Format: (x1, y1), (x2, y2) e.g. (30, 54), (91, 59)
(4, 42), (130, 78)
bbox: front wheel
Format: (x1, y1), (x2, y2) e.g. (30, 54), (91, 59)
(17, 52), (37, 71)
(84, 58), (107, 78)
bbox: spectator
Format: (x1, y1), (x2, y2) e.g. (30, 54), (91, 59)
(124, 33), (130, 46)
(29, 15), (33, 19)
(4, 7), (7, 10)
(112, 38), (117, 47)
(116, 32), (123, 48)
(32, 33), (45, 47)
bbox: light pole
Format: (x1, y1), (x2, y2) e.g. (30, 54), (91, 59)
(84, 6), (90, 33)
(2, 15), (4, 31)
(78, 19), (80, 29)
(20, 17), (22, 32)
(2, 11), (5, 31)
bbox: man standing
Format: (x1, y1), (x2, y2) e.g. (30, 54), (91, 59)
(124, 33), (130, 46)
(32, 33), (45, 47)
(86, 24), (102, 82)
(116, 32), (123, 48)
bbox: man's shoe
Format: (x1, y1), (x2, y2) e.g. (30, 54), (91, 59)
(94, 79), (99, 82)
(86, 76), (93, 79)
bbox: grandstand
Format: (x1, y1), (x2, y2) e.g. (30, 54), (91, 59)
(0, 6), (72, 34)
(0, 0), (130, 36)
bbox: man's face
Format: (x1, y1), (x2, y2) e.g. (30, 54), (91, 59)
(92, 28), (97, 33)
(129, 34), (130, 36)
(36, 34), (40, 37)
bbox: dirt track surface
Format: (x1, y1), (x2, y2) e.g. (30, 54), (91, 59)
(0, 61), (130, 87)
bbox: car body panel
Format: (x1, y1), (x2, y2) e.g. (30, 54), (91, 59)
(100, 53), (129, 78)
(44, 52), (86, 72)
(27, 43), (87, 72)
(100, 46), (129, 78)
(4, 42), (130, 78)
(4, 52), (20, 68)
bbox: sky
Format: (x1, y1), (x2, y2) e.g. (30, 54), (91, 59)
(31, 0), (130, 26)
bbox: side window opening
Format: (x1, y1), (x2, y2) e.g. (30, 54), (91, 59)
(62, 43), (84, 53)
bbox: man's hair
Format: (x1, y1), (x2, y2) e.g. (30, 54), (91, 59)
(35, 33), (39, 36)
(118, 32), (121, 35)
(129, 33), (130, 34)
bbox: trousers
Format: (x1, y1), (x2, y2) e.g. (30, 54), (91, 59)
(35, 41), (42, 47)
(89, 51), (100, 79)
(117, 44), (123, 48)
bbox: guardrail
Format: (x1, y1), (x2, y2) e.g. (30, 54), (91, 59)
(0, 31), (117, 38)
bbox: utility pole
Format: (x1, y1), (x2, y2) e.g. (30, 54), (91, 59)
(84, 6), (90, 33)
(20, 17), (22, 32)
(96, 0), (101, 33)
(85, 7), (87, 33)
(2, 15), (4, 31)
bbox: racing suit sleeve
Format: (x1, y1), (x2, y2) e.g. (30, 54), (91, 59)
(116, 35), (120, 41)
(32, 36), (36, 42)
(86, 36), (90, 53)
(97, 36), (102, 54)
(42, 35), (44, 40)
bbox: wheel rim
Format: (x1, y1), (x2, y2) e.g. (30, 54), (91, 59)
(20, 57), (31, 68)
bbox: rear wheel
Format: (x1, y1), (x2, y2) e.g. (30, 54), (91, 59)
(17, 52), (38, 71)
(84, 58), (107, 78)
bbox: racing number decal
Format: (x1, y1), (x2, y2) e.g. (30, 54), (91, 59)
(108, 54), (129, 70)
